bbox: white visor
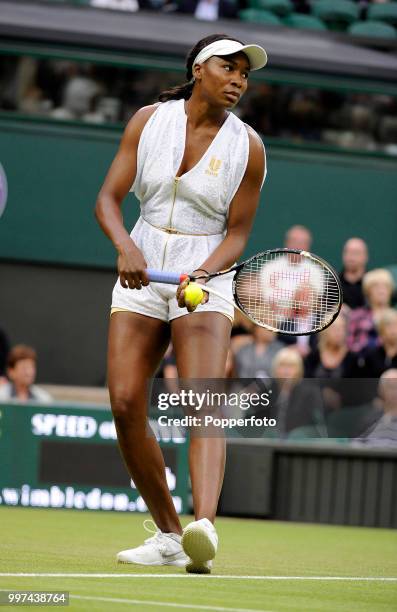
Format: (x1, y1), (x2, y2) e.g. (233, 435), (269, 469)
(193, 39), (267, 72)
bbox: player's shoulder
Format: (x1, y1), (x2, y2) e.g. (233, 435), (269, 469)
(243, 124), (266, 180)
(244, 123), (265, 153)
(123, 103), (161, 143)
(135, 103), (162, 121)
(128, 103), (160, 129)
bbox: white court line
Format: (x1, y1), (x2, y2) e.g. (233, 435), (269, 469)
(0, 573), (396, 582)
(71, 594), (272, 612)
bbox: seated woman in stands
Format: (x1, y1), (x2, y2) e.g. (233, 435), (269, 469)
(359, 309), (397, 378)
(347, 268), (394, 354)
(305, 313), (357, 379)
(0, 345), (52, 403)
(269, 348), (324, 438)
(305, 313), (361, 410)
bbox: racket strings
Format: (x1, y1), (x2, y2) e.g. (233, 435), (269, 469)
(235, 252), (341, 333)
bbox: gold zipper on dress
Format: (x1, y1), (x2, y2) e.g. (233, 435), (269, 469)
(161, 177), (179, 270)
(168, 177), (179, 229)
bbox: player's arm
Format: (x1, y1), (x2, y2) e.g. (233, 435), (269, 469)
(195, 128), (266, 275)
(95, 104), (158, 289)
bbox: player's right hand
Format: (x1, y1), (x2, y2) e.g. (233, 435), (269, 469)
(117, 241), (149, 290)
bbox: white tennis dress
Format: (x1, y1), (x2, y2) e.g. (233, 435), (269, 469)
(111, 98), (266, 323)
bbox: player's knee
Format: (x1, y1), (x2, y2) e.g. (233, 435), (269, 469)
(111, 389), (145, 427)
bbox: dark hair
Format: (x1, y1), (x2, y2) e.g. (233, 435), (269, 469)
(7, 344), (37, 369)
(158, 33), (244, 103)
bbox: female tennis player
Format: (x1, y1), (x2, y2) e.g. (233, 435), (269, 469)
(95, 33), (267, 573)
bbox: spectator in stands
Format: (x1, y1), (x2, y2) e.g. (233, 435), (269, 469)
(285, 224), (312, 251)
(305, 313), (357, 379)
(0, 344), (52, 403)
(359, 309), (397, 378)
(235, 325), (283, 379)
(277, 224), (316, 356)
(347, 268), (395, 354)
(177, 0), (237, 20)
(51, 65), (103, 121)
(305, 313), (362, 410)
(269, 348), (324, 437)
(285, 89), (324, 142)
(339, 237), (368, 309)
(240, 83), (279, 137)
(2, 56), (395, 155)
(357, 369), (397, 448)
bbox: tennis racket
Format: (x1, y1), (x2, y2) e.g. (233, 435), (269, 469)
(146, 248), (342, 335)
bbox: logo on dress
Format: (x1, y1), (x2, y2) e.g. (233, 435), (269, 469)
(205, 156), (222, 177)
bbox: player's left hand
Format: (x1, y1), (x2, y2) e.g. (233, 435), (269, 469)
(176, 277), (209, 312)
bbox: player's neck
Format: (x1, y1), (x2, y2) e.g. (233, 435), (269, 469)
(184, 96), (227, 130)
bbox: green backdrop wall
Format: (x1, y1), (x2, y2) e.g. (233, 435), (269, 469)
(0, 118), (396, 271)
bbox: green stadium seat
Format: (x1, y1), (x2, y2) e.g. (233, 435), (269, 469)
(368, 3), (397, 28)
(284, 12), (327, 30)
(326, 404), (379, 439)
(349, 20), (397, 39)
(238, 8), (283, 24)
(287, 425), (327, 440)
(247, 0), (293, 17)
(312, 0), (360, 31)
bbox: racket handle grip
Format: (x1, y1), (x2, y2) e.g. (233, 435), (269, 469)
(146, 269), (189, 285)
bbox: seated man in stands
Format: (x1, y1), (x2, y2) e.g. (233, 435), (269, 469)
(0, 344), (52, 403)
(357, 369), (397, 448)
(339, 237), (368, 310)
(234, 325), (283, 379)
(275, 224), (318, 356)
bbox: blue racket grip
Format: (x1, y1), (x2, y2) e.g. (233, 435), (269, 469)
(146, 269), (189, 285)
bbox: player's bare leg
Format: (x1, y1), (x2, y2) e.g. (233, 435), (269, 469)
(108, 311), (182, 536)
(172, 312), (231, 572)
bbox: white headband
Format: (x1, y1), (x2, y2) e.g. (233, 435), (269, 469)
(192, 39), (267, 72)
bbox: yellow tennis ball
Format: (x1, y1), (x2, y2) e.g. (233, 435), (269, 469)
(184, 282), (204, 308)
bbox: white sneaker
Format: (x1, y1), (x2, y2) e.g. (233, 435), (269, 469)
(182, 518), (218, 574)
(117, 520), (188, 567)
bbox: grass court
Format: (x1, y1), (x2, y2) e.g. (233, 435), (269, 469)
(1, 507), (396, 611)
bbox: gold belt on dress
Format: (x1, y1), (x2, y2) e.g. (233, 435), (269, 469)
(142, 217), (221, 236)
